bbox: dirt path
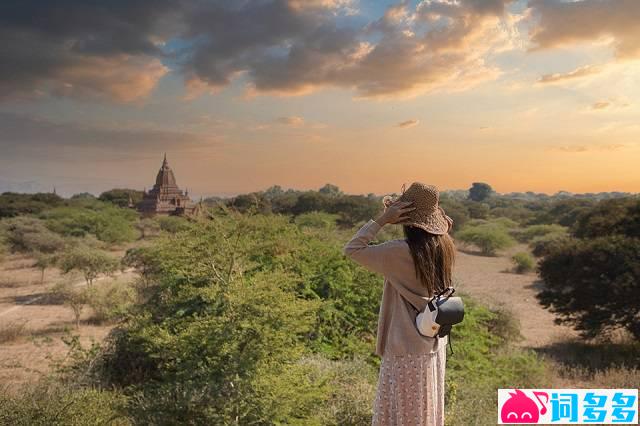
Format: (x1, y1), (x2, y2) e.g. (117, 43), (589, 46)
(452, 248), (579, 350)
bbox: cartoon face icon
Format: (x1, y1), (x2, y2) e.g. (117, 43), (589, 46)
(500, 389), (548, 424)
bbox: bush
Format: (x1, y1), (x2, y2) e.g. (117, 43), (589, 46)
(87, 279), (135, 324)
(301, 354), (378, 425)
(439, 199), (470, 232)
(0, 237), (6, 262)
(538, 235), (640, 339)
(294, 211), (339, 231)
(530, 232), (571, 257)
(456, 223), (516, 255)
(40, 201), (138, 244)
(512, 224), (567, 243)
(511, 252), (535, 274)
(90, 215), (330, 424)
(156, 216), (191, 233)
(0, 192), (64, 218)
(0, 216), (66, 254)
(0, 379), (130, 425)
(572, 197), (640, 239)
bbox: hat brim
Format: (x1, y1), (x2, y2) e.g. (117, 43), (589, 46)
(401, 207), (453, 235)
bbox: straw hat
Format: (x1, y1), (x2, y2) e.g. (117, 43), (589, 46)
(383, 182), (453, 235)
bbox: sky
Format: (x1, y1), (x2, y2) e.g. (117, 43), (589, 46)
(1, 0), (639, 198)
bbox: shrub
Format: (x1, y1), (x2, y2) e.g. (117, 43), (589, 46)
(91, 215), (330, 424)
(538, 235), (640, 339)
(511, 252), (535, 274)
(456, 223), (516, 256)
(0, 192), (64, 218)
(294, 211), (339, 231)
(156, 216), (191, 233)
(0, 216), (66, 254)
(512, 224), (567, 243)
(86, 279), (135, 324)
(490, 205), (535, 224)
(572, 197), (640, 239)
(439, 199), (470, 232)
(301, 354), (377, 425)
(0, 379), (130, 425)
(530, 233), (571, 257)
(465, 201), (490, 219)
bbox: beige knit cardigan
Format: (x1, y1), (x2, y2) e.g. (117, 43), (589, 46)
(343, 219), (445, 358)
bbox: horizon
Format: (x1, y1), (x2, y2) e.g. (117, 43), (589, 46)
(2, 1), (639, 196)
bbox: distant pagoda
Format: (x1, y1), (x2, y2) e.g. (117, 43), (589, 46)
(138, 154), (196, 217)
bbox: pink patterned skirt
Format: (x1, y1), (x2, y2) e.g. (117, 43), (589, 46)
(371, 337), (447, 426)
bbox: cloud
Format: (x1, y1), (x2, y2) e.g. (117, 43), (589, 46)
(0, 0), (517, 102)
(551, 143), (627, 153)
(528, 0), (640, 59)
(591, 101), (610, 110)
(537, 64), (604, 84)
(276, 116), (305, 127)
(0, 112), (219, 157)
(395, 119), (419, 128)
(0, 0), (178, 102)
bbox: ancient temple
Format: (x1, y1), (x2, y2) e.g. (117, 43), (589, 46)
(138, 154), (196, 217)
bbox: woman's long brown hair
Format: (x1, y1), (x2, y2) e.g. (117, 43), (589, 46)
(403, 225), (456, 298)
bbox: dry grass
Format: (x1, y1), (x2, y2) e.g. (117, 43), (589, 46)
(0, 321), (29, 344)
(0, 277), (24, 288)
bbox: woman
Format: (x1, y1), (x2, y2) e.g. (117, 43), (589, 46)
(343, 182), (456, 426)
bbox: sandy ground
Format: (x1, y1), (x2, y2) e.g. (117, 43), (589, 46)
(0, 253), (135, 387)
(452, 244), (580, 350)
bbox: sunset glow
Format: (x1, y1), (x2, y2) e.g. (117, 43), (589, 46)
(1, 0), (639, 197)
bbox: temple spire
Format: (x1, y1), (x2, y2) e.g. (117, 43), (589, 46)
(162, 152), (168, 168)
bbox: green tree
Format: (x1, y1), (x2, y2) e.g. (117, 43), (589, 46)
(59, 246), (119, 286)
(97, 214), (328, 424)
(538, 235), (640, 339)
(468, 182), (494, 202)
(319, 183), (343, 197)
(456, 223), (516, 256)
(52, 281), (90, 328)
(572, 197), (640, 239)
(98, 188), (144, 208)
(33, 251), (59, 284)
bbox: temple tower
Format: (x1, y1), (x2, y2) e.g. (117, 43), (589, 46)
(137, 154), (195, 217)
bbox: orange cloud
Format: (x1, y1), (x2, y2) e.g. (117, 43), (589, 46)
(276, 116), (305, 127)
(537, 65), (603, 84)
(528, 0), (640, 59)
(395, 119), (419, 129)
(592, 101), (611, 110)
(50, 55), (168, 103)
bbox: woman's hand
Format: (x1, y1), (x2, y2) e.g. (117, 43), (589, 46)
(375, 200), (415, 225)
